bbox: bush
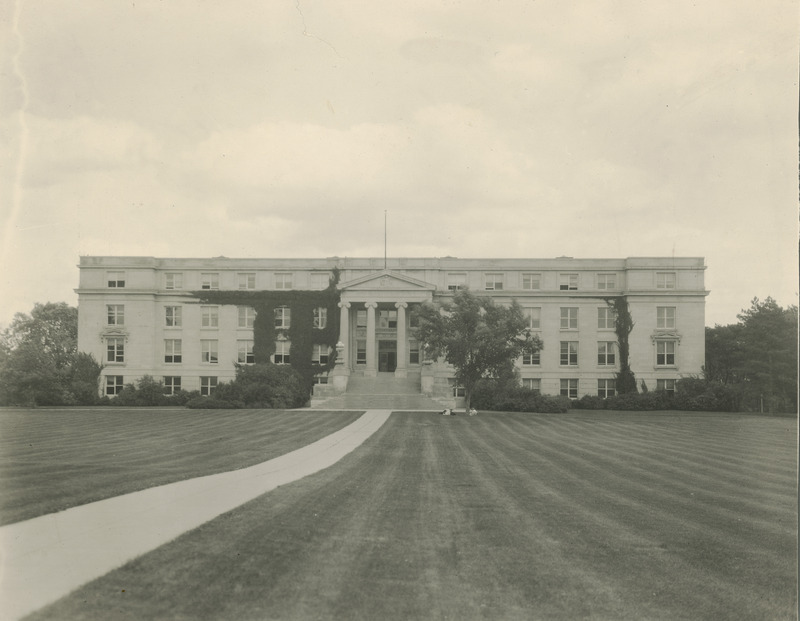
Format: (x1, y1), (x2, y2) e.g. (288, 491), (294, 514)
(673, 378), (741, 412)
(586, 378), (742, 412)
(111, 376), (195, 407)
(186, 363), (307, 409)
(604, 390), (675, 411)
(233, 363), (307, 408)
(472, 380), (570, 413)
(572, 395), (606, 410)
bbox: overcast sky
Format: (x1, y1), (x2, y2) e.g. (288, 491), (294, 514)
(1, 1), (797, 328)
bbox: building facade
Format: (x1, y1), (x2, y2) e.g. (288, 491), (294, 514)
(76, 256), (707, 401)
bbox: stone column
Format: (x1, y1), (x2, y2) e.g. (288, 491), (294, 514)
(337, 301), (351, 369)
(365, 301), (377, 377)
(395, 301), (408, 378)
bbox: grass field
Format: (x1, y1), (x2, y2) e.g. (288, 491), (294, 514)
(0, 408), (361, 525)
(7, 409), (797, 621)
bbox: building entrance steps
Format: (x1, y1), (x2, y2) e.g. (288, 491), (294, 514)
(346, 372), (422, 395)
(311, 393), (445, 410)
(311, 372), (447, 410)
(0, 411), (391, 621)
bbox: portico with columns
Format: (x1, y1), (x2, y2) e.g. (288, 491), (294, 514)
(336, 270), (435, 378)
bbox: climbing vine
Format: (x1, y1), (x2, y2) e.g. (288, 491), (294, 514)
(605, 296), (637, 394)
(191, 269), (341, 392)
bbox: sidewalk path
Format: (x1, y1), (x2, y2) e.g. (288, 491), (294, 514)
(0, 410), (391, 620)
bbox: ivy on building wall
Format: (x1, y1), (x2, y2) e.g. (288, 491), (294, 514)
(605, 296), (637, 394)
(191, 269), (341, 391)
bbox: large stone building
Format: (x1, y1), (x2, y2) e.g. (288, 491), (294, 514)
(76, 256), (707, 404)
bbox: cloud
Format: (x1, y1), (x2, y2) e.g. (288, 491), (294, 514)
(0, 0), (796, 328)
(21, 116), (161, 188)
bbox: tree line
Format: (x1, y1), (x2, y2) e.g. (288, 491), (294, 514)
(0, 303), (102, 406)
(704, 297), (797, 413)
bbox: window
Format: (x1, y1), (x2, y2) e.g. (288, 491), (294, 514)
(447, 273), (467, 291)
(560, 341), (578, 366)
(597, 273), (616, 290)
(522, 273), (541, 290)
(314, 375), (329, 385)
(448, 379), (466, 397)
(656, 379), (676, 393)
(522, 351), (541, 365)
(598, 307), (616, 330)
(356, 310), (367, 328)
(409, 341), (420, 364)
(560, 307), (578, 330)
(657, 307), (676, 329)
(275, 306), (291, 329)
(106, 375), (124, 395)
(657, 272), (676, 289)
(107, 271), (125, 288)
(201, 273), (219, 290)
(238, 306), (255, 328)
(238, 340), (254, 364)
(201, 340), (218, 364)
(598, 379), (616, 398)
(597, 342), (616, 366)
(484, 273), (504, 290)
(106, 338), (124, 363)
(313, 307), (328, 329)
(356, 340), (367, 364)
(274, 341), (291, 364)
(312, 344), (330, 365)
(165, 273), (183, 290)
(164, 339), (182, 363)
(201, 306), (219, 328)
(379, 310), (397, 329)
(275, 273), (293, 289)
(559, 273), (578, 291)
(107, 304), (124, 325)
(524, 307), (541, 330)
(310, 272), (330, 289)
(200, 376), (217, 396)
(522, 378), (541, 393)
(560, 379), (578, 399)
(656, 341), (676, 366)
(164, 376), (181, 395)
(165, 306), (182, 327)
(238, 273), (256, 290)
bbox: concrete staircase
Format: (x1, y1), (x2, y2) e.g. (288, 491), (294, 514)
(310, 372), (445, 410)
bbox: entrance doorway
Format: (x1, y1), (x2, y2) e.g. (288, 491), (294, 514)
(378, 340), (397, 372)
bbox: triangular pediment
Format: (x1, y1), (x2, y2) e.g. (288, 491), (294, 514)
(339, 270), (436, 292)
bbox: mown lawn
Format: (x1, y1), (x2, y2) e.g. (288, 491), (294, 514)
(0, 408), (362, 525)
(25, 410), (797, 621)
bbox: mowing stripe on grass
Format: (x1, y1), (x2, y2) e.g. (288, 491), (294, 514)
(25, 411), (796, 621)
(0, 409), (390, 621)
(0, 408), (363, 525)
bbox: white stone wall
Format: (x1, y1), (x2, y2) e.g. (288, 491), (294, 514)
(77, 256), (707, 398)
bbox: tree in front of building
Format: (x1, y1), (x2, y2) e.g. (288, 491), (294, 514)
(412, 289), (543, 413)
(606, 296), (637, 394)
(0, 302), (102, 406)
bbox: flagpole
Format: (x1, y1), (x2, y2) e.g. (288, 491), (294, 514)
(384, 209), (387, 270)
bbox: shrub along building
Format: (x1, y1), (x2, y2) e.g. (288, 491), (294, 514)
(76, 256), (708, 405)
